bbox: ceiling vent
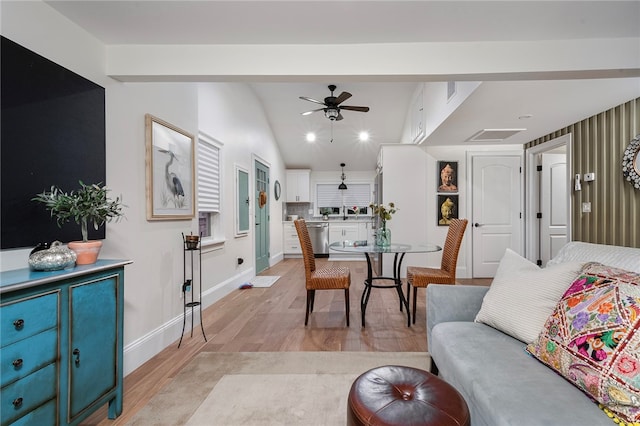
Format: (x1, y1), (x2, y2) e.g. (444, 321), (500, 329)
(466, 129), (526, 142)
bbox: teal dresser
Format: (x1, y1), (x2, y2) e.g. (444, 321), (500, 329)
(1, 260), (130, 426)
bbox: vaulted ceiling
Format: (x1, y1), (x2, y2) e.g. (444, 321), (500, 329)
(43, 0), (640, 171)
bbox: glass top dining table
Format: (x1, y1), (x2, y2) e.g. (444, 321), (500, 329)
(329, 241), (442, 327)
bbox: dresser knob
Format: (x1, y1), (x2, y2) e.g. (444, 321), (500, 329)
(13, 319), (24, 329)
(12, 397), (23, 408)
(12, 358), (23, 368)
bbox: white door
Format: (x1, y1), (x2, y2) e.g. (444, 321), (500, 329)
(540, 153), (568, 264)
(472, 155), (523, 277)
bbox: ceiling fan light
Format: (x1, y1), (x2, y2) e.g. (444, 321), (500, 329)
(325, 108), (340, 120)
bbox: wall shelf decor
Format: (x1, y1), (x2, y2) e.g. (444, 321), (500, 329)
(178, 233), (207, 348)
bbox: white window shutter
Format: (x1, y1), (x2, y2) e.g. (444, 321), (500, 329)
(198, 138), (220, 213)
(344, 184), (371, 207)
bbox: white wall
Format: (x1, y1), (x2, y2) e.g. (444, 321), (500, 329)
(1, 1), (285, 375)
(379, 144), (431, 276)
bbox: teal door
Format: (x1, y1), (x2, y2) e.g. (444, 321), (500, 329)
(69, 275), (117, 419)
(255, 161), (270, 273)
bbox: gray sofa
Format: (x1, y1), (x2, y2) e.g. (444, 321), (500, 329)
(427, 241), (640, 426)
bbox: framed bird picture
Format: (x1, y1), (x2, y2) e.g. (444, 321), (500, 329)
(145, 114), (195, 220)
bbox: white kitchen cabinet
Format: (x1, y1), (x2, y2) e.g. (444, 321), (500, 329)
(286, 169), (310, 202)
(283, 222), (302, 254)
(329, 223), (359, 245)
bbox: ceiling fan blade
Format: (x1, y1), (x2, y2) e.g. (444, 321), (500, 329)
(299, 96), (326, 106)
(335, 91), (352, 105)
(341, 105), (370, 113)
(301, 108), (324, 116)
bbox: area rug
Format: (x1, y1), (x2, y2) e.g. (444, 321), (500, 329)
(125, 351), (430, 426)
(249, 276), (280, 287)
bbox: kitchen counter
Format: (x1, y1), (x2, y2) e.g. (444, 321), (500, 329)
(282, 220), (377, 257)
(283, 219), (374, 223)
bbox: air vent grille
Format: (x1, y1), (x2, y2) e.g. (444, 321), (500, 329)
(467, 128), (525, 142)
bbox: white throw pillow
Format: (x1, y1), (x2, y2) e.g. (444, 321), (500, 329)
(474, 249), (584, 343)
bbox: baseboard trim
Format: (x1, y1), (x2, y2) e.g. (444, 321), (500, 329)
(122, 268), (254, 376)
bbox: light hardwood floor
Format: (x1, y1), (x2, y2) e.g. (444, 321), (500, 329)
(84, 258), (490, 425)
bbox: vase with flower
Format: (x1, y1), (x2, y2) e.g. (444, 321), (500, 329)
(370, 202), (397, 247)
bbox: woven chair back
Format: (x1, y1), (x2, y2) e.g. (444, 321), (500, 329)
(440, 218), (468, 275)
(294, 219), (316, 276)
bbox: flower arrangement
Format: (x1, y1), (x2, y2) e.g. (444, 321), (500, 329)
(369, 202), (397, 228)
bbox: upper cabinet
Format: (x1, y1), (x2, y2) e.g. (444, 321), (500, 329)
(286, 169), (310, 202)
(410, 84), (425, 144)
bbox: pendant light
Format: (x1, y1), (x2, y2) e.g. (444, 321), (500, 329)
(338, 163), (348, 190)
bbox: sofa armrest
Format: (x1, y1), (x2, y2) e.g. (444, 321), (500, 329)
(426, 284), (490, 349)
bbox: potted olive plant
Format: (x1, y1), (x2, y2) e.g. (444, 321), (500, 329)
(33, 181), (125, 264)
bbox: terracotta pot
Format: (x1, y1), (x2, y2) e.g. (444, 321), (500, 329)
(67, 240), (103, 265)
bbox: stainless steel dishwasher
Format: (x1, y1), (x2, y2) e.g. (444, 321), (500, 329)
(306, 222), (329, 257)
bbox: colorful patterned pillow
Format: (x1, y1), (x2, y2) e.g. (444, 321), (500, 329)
(526, 263), (640, 423)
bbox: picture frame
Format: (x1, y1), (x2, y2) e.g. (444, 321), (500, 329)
(437, 161), (458, 193)
(437, 194), (458, 226)
(145, 114), (195, 220)
(235, 165), (250, 236)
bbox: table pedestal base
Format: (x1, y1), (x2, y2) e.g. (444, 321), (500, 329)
(362, 252), (410, 327)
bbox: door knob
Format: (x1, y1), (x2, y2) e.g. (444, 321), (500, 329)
(474, 223), (482, 227)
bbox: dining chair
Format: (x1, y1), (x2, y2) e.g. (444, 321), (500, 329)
(294, 219), (351, 326)
(406, 218), (468, 324)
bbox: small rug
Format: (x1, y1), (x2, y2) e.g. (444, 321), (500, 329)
(125, 352), (430, 426)
(249, 276), (280, 287)
(186, 374), (355, 425)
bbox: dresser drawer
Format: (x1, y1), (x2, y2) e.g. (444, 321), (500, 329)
(1, 362), (57, 425)
(1, 292), (59, 347)
(7, 398), (56, 426)
(1, 328), (58, 387)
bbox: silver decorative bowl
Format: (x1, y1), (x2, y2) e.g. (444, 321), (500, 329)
(28, 241), (77, 271)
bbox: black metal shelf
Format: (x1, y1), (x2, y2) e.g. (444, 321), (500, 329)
(178, 233), (207, 348)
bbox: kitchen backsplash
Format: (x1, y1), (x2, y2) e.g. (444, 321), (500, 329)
(284, 203), (313, 220)
(283, 203), (371, 221)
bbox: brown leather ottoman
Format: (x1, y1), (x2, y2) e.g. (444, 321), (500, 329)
(347, 365), (470, 426)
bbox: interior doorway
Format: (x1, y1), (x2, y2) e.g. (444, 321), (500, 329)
(469, 152), (523, 277)
(525, 134), (571, 266)
(254, 159), (270, 274)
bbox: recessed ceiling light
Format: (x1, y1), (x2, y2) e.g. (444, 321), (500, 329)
(358, 131), (369, 142)
(306, 132), (316, 142)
